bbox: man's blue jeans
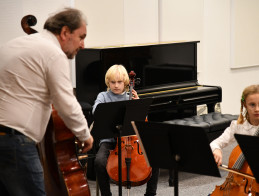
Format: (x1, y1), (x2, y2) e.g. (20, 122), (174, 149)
(0, 132), (46, 196)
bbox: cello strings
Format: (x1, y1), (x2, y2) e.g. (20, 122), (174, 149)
(232, 126), (259, 170)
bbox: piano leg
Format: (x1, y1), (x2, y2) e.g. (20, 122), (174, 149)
(207, 103), (217, 113)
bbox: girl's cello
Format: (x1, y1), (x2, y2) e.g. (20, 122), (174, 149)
(106, 71), (152, 192)
(21, 15), (91, 196)
(210, 144), (259, 196)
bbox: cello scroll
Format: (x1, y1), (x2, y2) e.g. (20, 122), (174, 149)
(21, 15), (38, 34)
(128, 70), (140, 100)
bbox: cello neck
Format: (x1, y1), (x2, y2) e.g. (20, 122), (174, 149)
(128, 70), (136, 100)
(232, 128), (259, 170)
(228, 154), (245, 170)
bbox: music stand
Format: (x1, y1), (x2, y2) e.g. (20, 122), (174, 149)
(131, 121), (221, 196)
(234, 134), (259, 182)
(91, 98), (153, 196)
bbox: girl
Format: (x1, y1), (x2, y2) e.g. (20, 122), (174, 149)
(210, 84), (259, 166)
(93, 64), (159, 196)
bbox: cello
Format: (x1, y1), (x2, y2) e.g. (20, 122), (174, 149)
(210, 145), (259, 195)
(21, 15), (91, 196)
(106, 71), (152, 193)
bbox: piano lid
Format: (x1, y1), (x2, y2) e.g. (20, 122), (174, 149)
(84, 40), (196, 49)
(76, 41), (200, 105)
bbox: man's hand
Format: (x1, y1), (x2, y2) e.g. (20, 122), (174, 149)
(81, 135), (94, 153)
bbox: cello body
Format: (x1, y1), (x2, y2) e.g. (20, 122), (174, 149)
(106, 135), (152, 187)
(106, 71), (151, 187)
(211, 145), (259, 196)
(38, 108), (91, 196)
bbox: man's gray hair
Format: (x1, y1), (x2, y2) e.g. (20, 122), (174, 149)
(44, 8), (87, 35)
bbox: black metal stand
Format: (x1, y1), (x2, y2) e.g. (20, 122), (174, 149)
(91, 98), (153, 196)
(116, 125), (123, 196)
(132, 121), (221, 196)
(235, 133), (259, 182)
(173, 155), (180, 196)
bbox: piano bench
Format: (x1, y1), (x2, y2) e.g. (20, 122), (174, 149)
(164, 112), (238, 143)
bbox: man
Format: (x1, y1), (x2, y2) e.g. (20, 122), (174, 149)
(0, 8), (93, 196)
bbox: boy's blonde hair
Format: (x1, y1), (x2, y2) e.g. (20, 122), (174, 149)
(237, 84), (259, 124)
(105, 64), (129, 92)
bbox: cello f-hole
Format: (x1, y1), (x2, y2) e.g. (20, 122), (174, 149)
(134, 141), (143, 155)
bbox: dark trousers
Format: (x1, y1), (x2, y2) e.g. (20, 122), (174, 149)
(145, 167), (159, 196)
(0, 132), (46, 196)
(169, 169), (174, 186)
(94, 142), (159, 196)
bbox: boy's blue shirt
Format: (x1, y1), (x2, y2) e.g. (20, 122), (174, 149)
(92, 90), (129, 144)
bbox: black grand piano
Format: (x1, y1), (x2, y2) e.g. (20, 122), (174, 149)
(75, 41), (221, 122)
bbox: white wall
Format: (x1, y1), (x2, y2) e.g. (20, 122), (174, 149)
(75, 0), (158, 47)
(1, 0), (259, 115)
(0, 0), (73, 43)
(75, 0), (125, 47)
(202, 0), (259, 115)
(0, 0), (76, 84)
(158, 0), (204, 79)
(231, 0), (259, 68)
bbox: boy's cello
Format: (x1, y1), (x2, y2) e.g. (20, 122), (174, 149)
(106, 71), (152, 191)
